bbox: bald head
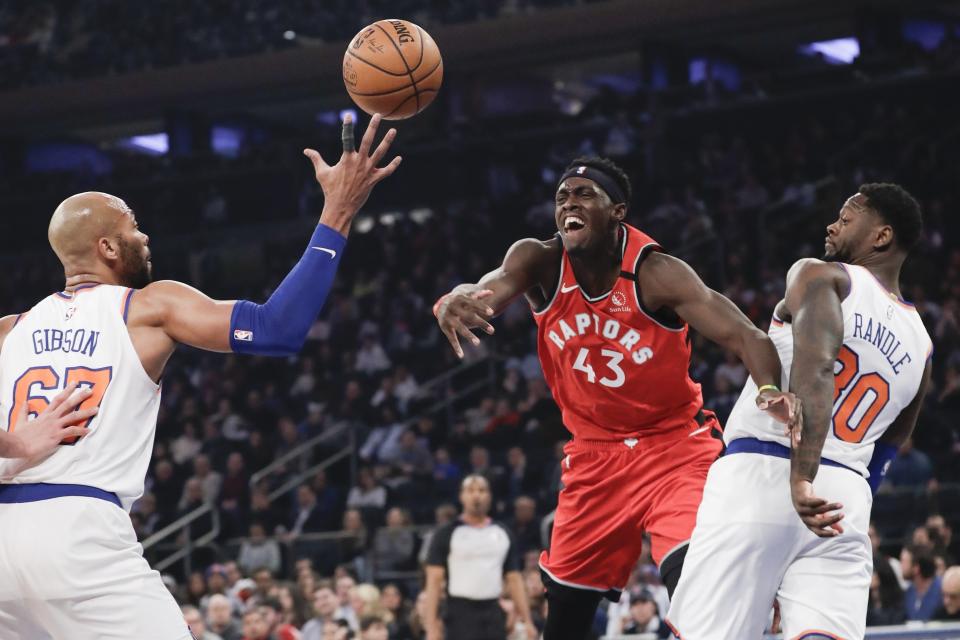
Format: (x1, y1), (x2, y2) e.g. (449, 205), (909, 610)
(942, 566), (960, 614)
(49, 192), (151, 288)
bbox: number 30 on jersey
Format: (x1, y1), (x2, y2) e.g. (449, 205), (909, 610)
(832, 345), (890, 443)
(7, 366), (112, 444)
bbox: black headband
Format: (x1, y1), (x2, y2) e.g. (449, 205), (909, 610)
(557, 165), (627, 205)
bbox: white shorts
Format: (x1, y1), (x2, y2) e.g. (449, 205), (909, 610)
(666, 450), (873, 640)
(0, 494), (192, 640)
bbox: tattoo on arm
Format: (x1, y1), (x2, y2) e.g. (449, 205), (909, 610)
(788, 270), (844, 482)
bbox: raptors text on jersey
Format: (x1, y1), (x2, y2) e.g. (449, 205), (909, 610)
(532, 224), (704, 440)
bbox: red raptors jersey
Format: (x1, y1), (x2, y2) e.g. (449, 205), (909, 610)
(532, 224), (704, 440)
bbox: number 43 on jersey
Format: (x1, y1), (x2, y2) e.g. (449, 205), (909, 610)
(572, 346), (653, 389)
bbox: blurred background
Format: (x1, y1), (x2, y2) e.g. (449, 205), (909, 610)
(1, 0), (960, 638)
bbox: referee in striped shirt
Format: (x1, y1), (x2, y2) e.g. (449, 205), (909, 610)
(424, 475), (537, 640)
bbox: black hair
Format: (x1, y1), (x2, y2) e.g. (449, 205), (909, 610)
(260, 597), (282, 612)
(565, 156), (632, 206)
(858, 183), (923, 251)
(908, 546), (937, 580)
(872, 554), (904, 611)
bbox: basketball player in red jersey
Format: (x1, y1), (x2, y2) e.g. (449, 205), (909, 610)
(434, 157), (799, 639)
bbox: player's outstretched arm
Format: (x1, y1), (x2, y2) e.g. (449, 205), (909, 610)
(783, 258), (848, 536)
(131, 114), (401, 364)
(0, 382), (97, 459)
(638, 252), (797, 415)
(435, 238), (556, 358)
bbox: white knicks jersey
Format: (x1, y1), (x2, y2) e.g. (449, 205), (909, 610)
(0, 285), (160, 510)
(724, 263), (932, 476)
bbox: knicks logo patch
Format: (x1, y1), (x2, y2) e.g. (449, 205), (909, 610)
(233, 329), (254, 342)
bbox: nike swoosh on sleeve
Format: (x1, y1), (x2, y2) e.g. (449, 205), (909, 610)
(311, 247), (337, 259)
(560, 284), (579, 293)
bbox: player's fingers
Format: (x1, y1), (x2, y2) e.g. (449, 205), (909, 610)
(798, 499), (842, 515)
(60, 426), (90, 441)
(440, 324), (464, 359)
(60, 406), (98, 426)
(805, 514), (844, 537)
(341, 113), (355, 154)
(368, 126), (397, 165)
(303, 148), (330, 174)
(47, 381), (81, 412)
(454, 322), (481, 348)
(16, 396), (27, 424)
(807, 523), (840, 538)
(458, 296), (494, 317)
(812, 510), (844, 526)
(471, 289), (495, 300)
(358, 113), (381, 156)
(52, 388), (93, 419)
(373, 156), (402, 182)
(467, 313), (495, 335)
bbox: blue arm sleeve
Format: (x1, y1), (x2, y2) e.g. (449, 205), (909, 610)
(867, 442), (898, 495)
(229, 224), (346, 356)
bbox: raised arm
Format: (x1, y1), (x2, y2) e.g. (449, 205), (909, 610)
(435, 238), (557, 358)
(782, 258), (849, 536)
(127, 115), (401, 378)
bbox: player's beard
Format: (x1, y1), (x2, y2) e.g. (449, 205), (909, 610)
(117, 236), (152, 289)
(822, 247), (851, 263)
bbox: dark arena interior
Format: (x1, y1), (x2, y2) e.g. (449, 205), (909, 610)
(1, 1), (960, 639)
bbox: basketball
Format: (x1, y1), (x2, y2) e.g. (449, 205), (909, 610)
(343, 19), (443, 120)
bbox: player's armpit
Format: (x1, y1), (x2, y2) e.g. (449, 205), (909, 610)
(638, 252), (780, 388)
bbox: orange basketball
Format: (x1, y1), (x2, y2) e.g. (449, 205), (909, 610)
(343, 19), (443, 120)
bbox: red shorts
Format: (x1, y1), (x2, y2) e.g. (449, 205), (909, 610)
(539, 411), (722, 595)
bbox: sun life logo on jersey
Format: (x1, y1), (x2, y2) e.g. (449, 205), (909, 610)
(609, 291), (630, 313)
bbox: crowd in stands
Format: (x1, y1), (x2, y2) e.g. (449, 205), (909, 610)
(0, 0), (592, 90)
(2, 29), (960, 640)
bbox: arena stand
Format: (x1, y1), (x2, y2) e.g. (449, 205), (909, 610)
(2, 1), (960, 638)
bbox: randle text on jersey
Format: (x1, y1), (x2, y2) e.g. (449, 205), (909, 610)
(852, 312), (913, 375)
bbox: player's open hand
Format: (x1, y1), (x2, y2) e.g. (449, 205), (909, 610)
(756, 388), (800, 427)
(790, 478), (844, 537)
(303, 113), (402, 234)
(435, 288), (496, 359)
(12, 382), (97, 460)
